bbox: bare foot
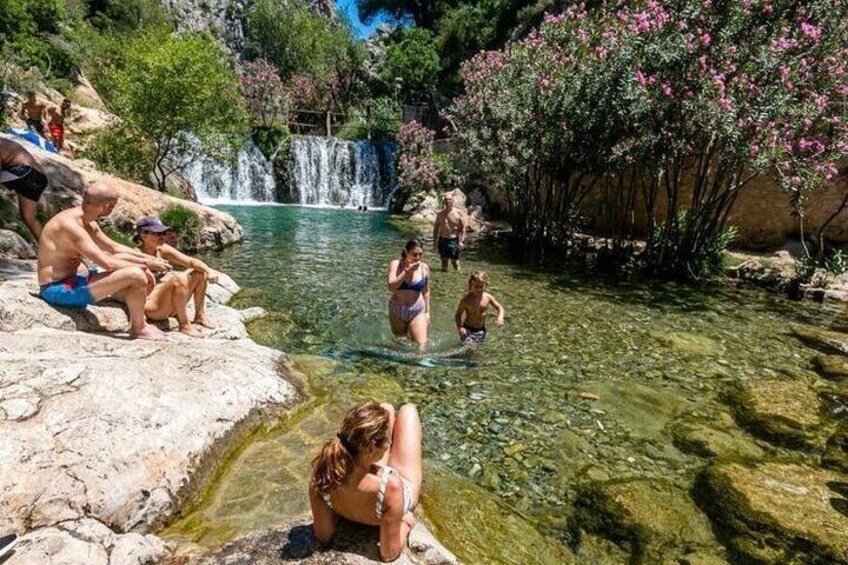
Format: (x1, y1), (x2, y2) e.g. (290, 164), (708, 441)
(130, 324), (169, 341)
(193, 314), (216, 329)
(179, 323), (204, 338)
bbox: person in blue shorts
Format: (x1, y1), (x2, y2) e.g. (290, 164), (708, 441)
(37, 179), (172, 340)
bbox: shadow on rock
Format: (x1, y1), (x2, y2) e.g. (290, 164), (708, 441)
(279, 524), (316, 560)
(280, 521), (382, 562)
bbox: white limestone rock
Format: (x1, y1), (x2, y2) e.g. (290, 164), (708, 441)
(0, 269), (301, 562)
(6, 519), (168, 565)
(0, 230), (35, 260)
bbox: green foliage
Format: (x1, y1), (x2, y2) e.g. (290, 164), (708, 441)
(336, 97), (402, 140)
(824, 250), (848, 275)
(95, 29), (248, 190)
(355, 0), (448, 30)
(251, 124), (290, 160)
(85, 0), (168, 33)
(368, 96), (402, 139)
(248, 1), (365, 113)
(0, 0), (77, 78)
(378, 28), (439, 104)
(103, 226), (134, 248)
(160, 204), (201, 251)
(82, 123), (155, 183)
(650, 213), (739, 279)
(336, 108), (368, 140)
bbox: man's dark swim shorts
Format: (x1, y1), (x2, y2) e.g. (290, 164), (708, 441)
(26, 118), (45, 135)
(1, 165), (48, 202)
(438, 237), (461, 260)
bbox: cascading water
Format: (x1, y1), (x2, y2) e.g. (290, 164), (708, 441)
(180, 137), (277, 204)
(178, 134), (397, 207)
(285, 136), (397, 208)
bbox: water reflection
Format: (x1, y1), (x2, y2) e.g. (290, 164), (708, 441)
(187, 205), (839, 561)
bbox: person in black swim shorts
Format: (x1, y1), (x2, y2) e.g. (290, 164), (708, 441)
(432, 192), (467, 272)
(21, 91), (48, 137)
(0, 137), (48, 239)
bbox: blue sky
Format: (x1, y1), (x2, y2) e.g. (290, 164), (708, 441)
(336, 0), (393, 39)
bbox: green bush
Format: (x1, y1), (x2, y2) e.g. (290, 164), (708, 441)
(160, 204), (200, 251)
(649, 212), (738, 279)
(336, 98), (402, 141)
(336, 108), (367, 140)
(82, 123), (155, 183)
(251, 124), (290, 160)
(103, 226), (134, 247)
(825, 250), (848, 275)
(95, 29), (249, 191)
(368, 97), (402, 140)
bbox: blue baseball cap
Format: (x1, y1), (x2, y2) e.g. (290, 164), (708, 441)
(135, 216), (171, 234)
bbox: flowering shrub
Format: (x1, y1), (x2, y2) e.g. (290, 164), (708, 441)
(239, 58), (287, 127)
(451, 1), (848, 278)
(391, 121), (441, 212)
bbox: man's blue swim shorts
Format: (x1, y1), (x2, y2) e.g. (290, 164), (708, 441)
(39, 271), (96, 308)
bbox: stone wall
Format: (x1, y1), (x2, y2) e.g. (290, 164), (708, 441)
(577, 167), (848, 249)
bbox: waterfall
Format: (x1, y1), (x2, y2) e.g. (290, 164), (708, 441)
(180, 137), (276, 204)
(286, 136), (397, 208)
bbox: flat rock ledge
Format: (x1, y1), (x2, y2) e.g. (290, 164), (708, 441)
(0, 262), (302, 564)
(696, 462), (848, 564)
(722, 378), (829, 450)
(186, 514), (458, 565)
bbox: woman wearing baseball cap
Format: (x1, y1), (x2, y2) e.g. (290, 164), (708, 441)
(134, 216), (218, 337)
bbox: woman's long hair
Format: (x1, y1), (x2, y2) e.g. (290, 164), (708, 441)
(312, 401), (391, 495)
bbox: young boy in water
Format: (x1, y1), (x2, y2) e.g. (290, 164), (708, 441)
(455, 270), (505, 347)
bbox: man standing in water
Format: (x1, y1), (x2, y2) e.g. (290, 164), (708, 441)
(37, 179), (172, 341)
(432, 192), (467, 272)
(21, 91), (48, 138)
(0, 137), (48, 239)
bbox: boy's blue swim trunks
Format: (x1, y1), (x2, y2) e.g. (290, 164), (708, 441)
(39, 271), (96, 308)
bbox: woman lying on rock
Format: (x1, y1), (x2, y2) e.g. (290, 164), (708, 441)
(134, 216), (217, 337)
(310, 401), (423, 562)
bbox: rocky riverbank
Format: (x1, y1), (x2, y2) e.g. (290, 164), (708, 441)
(0, 261), (456, 564)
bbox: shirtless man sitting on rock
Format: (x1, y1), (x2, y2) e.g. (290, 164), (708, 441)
(37, 179), (172, 340)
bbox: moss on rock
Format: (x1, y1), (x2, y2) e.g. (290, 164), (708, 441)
(572, 478), (723, 563)
(812, 354), (848, 381)
(586, 380), (691, 440)
(650, 331), (724, 356)
(791, 324), (848, 356)
(723, 379), (827, 450)
(420, 463), (576, 565)
(822, 423), (848, 474)
(672, 420), (766, 461)
(696, 462), (848, 564)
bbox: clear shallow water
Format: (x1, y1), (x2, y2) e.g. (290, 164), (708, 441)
(166, 205), (842, 562)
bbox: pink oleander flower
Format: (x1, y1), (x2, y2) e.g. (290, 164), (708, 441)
(800, 22), (822, 42)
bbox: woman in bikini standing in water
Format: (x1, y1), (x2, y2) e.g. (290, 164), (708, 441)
(309, 401), (423, 561)
(386, 239), (430, 346)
